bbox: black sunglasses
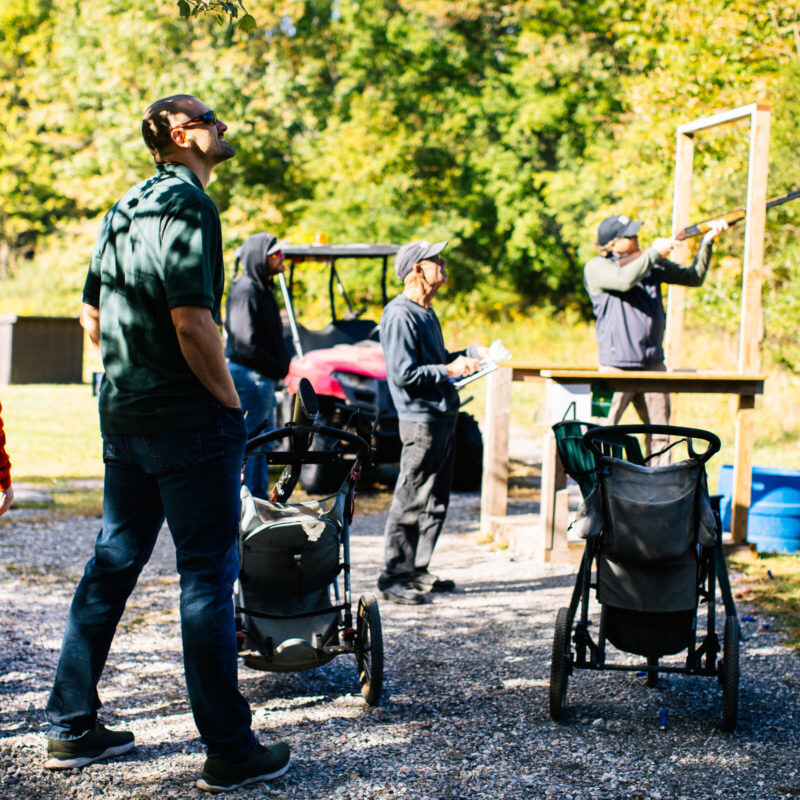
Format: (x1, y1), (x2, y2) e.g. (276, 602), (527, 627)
(169, 110), (217, 132)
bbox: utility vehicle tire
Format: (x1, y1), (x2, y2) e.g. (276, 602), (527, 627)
(356, 595), (384, 705)
(721, 614), (739, 732)
(646, 655), (659, 688)
(451, 412), (483, 492)
(299, 419), (347, 494)
(550, 607), (572, 721)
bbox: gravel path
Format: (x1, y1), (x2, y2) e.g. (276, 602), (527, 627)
(1, 493), (799, 800)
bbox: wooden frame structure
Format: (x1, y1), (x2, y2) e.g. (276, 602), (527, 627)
(479, 103), (772, 557)
(666, 103), (771, 543)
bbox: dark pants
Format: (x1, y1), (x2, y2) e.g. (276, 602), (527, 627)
(379, 417), (457, 587)
(601, 362), (671, 465)
(45, 402), (256, 759)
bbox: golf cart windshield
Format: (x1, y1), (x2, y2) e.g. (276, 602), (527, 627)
(283, 244), (398, 322)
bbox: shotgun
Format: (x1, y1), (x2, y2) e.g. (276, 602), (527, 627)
(675, 187), (800, 240)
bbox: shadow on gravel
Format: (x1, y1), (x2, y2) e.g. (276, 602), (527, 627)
(461, 572), (576, 594)
(125, 739), (201, 763)
(240, 657), (365, 707)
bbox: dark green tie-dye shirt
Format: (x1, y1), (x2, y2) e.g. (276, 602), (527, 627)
(83, 163), (224, 434)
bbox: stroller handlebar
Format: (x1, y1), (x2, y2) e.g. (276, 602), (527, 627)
(584, 424), (721, 464)
(246, 423), (372, 467)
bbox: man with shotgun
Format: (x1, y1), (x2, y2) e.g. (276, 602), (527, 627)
(584, 214), (727, 464)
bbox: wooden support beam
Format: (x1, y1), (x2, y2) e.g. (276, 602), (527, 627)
(739, 107), (771, 374)
(550, 488), (572, 560)
(540, 419), (566, 552)
(732, 394), (756, 545)
(480, 366), (511, 533)
(665, 129), (696, 371)
(676, 103), (770, 135)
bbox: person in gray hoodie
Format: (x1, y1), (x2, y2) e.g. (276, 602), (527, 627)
(225, 233), (291, 497)
(377, 240), (486, 605)
(584, 214), (727, 462)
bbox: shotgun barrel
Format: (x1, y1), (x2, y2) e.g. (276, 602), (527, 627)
(675, 187), (800, 240)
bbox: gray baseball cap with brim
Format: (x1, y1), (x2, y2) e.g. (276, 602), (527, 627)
(395, 240), (448, 280)
(597, 215), (643, 246)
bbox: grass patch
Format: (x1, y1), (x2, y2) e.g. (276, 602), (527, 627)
(51, 487), (104, 518)
(2, 385), (102, 481)
(729, 550), (800, 652)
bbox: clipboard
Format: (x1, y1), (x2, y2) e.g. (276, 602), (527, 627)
(450, 361), (498, 390)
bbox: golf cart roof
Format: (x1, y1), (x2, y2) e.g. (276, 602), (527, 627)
(283, 244), (399, 260)
(279, 242), (400, 322)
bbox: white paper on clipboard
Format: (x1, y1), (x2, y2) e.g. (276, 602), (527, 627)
(449, 339), (512, 391)
(451, 362), (498, 390)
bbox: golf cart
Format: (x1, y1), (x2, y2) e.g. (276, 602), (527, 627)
(273, 242), (484, 494)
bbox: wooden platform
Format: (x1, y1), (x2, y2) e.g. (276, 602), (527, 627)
(487, 513), (585, 564)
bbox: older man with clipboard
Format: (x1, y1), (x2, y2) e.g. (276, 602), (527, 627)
(376, 240), (491, 605)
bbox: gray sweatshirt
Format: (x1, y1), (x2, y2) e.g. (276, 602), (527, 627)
(380, 294), (478, 421)
(584, 240), (714, 368)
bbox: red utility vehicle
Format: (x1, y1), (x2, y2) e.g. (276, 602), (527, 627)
(274, 243), (483, 493)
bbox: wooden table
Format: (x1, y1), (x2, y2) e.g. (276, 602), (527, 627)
(480, 365), (765, 561)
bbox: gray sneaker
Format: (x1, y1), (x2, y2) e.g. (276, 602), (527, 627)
(380, 582), (426, 605)
(409, 570), (456, 593)
(45, 722), (135, 769)
(196, 741), (291, 793)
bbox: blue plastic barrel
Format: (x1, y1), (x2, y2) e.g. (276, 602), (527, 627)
(717, 465), (800, 553)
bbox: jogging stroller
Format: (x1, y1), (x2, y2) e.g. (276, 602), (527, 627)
(235, 379), (384, 705)
(549, 424), (740, 731)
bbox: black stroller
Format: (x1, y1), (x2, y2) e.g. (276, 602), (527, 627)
(549, 424), (740, 731)
(235, 379), (384, 705)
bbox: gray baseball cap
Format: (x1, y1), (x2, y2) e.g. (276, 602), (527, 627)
(395, 240), (448, 281)
(596, 215), (643, 246)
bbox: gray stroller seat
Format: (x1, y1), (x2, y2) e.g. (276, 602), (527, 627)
(595, 456), (717, 658)
(238, 487), (346, 671)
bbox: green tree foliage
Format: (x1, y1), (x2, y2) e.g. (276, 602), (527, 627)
(1, 0), (799, 367)
(177, 0), (256, 31)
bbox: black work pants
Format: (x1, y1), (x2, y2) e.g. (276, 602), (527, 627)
(379, 417), (456, 587)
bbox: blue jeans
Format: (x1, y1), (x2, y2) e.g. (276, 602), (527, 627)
(227, 360), (276, 499)
(45, 402), (256, 759)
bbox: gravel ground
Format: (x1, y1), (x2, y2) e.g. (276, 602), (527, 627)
(1, 491), (799, 800)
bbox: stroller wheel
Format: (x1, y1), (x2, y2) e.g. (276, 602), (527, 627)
(646, 655), (658, 688)
(721, 614), (739, 731)
(355, 594), (384, 706)
(550, 607), (572, 721)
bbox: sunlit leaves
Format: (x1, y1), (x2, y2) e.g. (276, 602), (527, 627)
(176, 0), (256, 29)
(3, 0), (800, 370)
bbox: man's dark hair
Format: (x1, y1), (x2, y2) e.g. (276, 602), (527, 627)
(141, 95), (195, 161)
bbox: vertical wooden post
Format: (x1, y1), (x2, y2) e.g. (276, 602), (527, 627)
(732, 394), (756, 545)
(665, 130), (696, 371)
(480, 366), (511, 534)
(739, 107), (770, 374)
(540, 413), (566, 554)
(730, 106), (770, 545)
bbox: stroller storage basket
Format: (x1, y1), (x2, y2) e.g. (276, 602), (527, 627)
(240, 494), (342, 603)
(603, 606), (695, 658)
